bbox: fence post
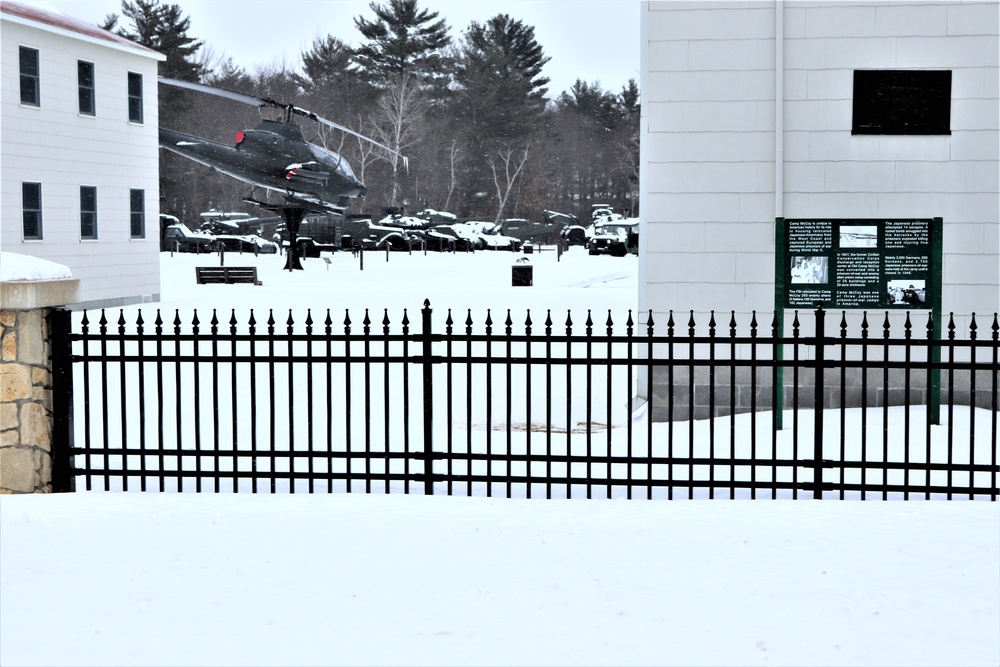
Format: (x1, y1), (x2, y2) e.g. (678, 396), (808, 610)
(813, 304), (825, 499)
(422, 299), (434, 495)
(49, 308), (75, 492)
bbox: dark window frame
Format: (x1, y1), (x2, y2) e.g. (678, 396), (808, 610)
(22, 182), (43, 240)
(19, 46), (40, 106)
(127, 72), (143, 124)
(78, 60), (95, 116)
(80, 186), (98, 239)
(852, 69), (952, 136)
(130, 189), (145, 239)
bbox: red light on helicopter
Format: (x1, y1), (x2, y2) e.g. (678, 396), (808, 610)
(234, 131), (245, 145)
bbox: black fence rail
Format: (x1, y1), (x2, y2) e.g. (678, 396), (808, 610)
(50, 303), (999, 500)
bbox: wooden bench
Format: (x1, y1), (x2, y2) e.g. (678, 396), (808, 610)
(195, 266), (262, 286)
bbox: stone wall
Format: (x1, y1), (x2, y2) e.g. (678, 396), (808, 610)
(0, 277), (78, 493)
(0, 308), (53, 493)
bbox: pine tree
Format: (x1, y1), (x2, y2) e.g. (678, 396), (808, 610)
(104, 0), (204, 81)
(351, 0), (452, 207)
(452, 14), (550, 219)
(352, 0), (451, 87)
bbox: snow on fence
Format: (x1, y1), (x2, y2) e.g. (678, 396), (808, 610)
(49, 304), (999, 500)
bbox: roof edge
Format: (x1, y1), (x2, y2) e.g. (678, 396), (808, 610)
(1, 0), (166, 61)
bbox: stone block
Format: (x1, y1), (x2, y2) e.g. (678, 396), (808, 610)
(31, 385), (52, 413)
(20, 403), (50, 450)
(1, 331), (15, 362)
(1, 429), (19, 447)
(17, 310), (44, 364)
(31, 367), (51, 388)
(0, 446), (40, 493)
(1, 365), (31, 401)
(0, 403), (17, 431)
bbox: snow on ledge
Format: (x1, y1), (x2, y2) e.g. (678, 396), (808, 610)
(0, 252), (73, 282)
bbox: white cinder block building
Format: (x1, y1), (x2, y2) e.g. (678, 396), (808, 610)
(638, 0), (998, 418)
(639, 0), (999, 325)
(1, 0), (164, 308)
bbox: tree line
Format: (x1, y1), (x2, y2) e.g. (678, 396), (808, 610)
(103, 0), (640, 225)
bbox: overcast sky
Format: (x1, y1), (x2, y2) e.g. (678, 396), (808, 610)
(49, 0), (641, 97)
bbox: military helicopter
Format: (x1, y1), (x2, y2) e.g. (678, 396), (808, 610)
(157, 77), (403, 270)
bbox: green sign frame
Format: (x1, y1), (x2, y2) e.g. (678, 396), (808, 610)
(774, 218), (944, 427)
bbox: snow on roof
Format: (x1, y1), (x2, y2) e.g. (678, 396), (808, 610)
(0, 252), (73, 282)
(1, 0), (164, 59)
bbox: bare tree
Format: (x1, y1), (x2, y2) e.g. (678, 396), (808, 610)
(368, 71), (423, 205)
(352, 113), (382, 196)
(488, 143), (530, 222)
(443, 139), (461, 212)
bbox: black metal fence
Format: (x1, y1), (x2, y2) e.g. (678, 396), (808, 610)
(50, 303), (999, 500)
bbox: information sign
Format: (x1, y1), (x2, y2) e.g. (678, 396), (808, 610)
(775, 218), (942, 310)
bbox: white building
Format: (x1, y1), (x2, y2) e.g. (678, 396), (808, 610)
(1, 0), (164, 308)
(638, 0), (998, 418)
(640, 0), (999, 326)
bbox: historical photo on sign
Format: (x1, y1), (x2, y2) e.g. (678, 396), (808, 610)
(791, 256), (829, 284)
(887, 279), (926, 306)
(839, 225), (878, 248)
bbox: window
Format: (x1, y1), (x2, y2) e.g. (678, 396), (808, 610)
(130, 189), (145, 238)
(22, 183), (42, 240)
(19, 46), (39, 106)
(78, 60), (95, 115)
(128, 72), (143, 123)
(852, 70), (952, 135)
(80, 186), (98, 239)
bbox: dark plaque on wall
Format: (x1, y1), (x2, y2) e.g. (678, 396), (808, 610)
(852, 70), (952, 135)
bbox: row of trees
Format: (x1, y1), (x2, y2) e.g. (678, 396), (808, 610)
(104, 0), (640, 224)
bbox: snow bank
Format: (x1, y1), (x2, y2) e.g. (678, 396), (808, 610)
(0, 252), (73, 282)
(1, 494), (997, 667)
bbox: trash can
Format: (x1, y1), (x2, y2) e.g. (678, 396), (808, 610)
(523, 242), (534, 254)
(512, 257), (533, 287)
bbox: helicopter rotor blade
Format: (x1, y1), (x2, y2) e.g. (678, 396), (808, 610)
(291, 106), (404, 161)
(159, 77), (283, 109)
(159, 77), (407, 167)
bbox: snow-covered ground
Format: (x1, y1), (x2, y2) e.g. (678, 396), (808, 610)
(2, 247), (998, 666)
